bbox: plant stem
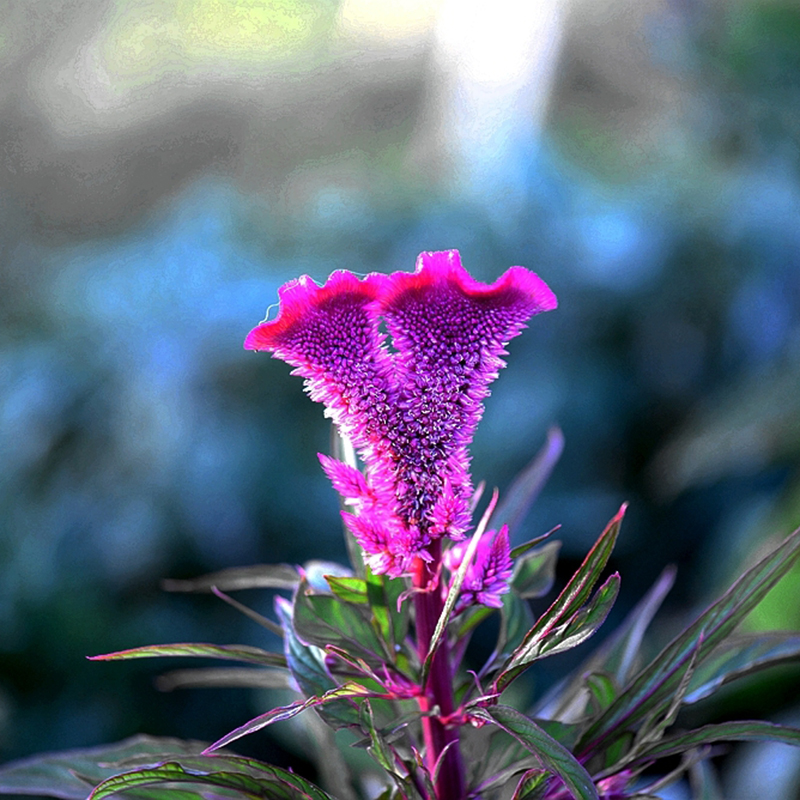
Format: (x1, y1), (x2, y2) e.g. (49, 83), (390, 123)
(413, 545), (465, 800)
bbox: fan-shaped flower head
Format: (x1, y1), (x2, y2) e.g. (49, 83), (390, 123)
(245, 250), (556, 577)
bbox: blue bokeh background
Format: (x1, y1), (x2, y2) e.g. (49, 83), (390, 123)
(2, 1), (800, 796)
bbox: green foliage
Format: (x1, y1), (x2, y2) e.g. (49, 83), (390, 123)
(492, 507), (625, 694)
(0, 737), (210, 800)
(293, 577), (396, 666)
(3, 466), (800, 799)
(471, 706), (599, 800)
(576, 524), (800, 760)
(90, 642), (287, 668)
(89, 756), (336, 800)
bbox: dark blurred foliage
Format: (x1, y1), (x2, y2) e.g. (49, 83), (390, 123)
(2, 0), (800, 796)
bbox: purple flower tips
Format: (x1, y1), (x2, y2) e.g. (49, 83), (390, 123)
(246, 250), (557, 579)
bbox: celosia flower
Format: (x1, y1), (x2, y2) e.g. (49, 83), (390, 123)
(444, 526), (514, 613)
(245, 250), (556, 578)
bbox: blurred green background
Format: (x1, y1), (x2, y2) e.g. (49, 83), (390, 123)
(2, 0), (800, 796)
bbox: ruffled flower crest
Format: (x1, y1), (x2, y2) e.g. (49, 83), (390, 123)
(245, 250), (556, 578)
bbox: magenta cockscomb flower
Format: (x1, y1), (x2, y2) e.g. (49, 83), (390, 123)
(245, 250), (556, 577)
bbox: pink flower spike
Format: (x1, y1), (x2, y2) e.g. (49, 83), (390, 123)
(318, 454), (373, 506)
(341, 510), (432, 578)
(451, 526), (514, 612)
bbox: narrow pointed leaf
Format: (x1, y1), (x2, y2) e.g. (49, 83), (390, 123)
(577, 525), (800, 755)
(205, 682), (374, 753)
(455, 604), (494, 639)
(0, 736), (208, 799)
(535, 575), (620, 660)
(162, 564), (300, 593)
(275, 597), (331, 698)
(533, 566), (675, 722)
(361, 700), (416, 798)
(472, 705), (599, 800)
(155, 667), (292, 692)
(683, 631), (800, 704)
(510, 528), (559, 560)
(89, 756), (334, 800)
(512, 542), (561, 599)
(493, 427), (564, 535)
(586, 673), (617, 715)
(211, 587), (285, 636)
(511, 768), (549, 800)
(89, 643), (286, 669)
(422, 490), (498, 682)
(631, 720), (800, 763)
(494, 506), (625, 694)
(495, 573), (620, 692)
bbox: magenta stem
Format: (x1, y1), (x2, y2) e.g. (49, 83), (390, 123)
(412, 543), (465, 800)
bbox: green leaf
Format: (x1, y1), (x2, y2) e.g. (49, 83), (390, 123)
(326, 575), (369, 604)
(461, 720), (535, 795)
(499, 589), (537, 659)
(275, 597), (330, 697)
(537, 575), (620, 660)
(0, 736), (208, 799)
(365, 568), (409, 655)
(206, 682), (374, 752)
(532, 719), (582, 750)
(510, 530), (558, 560)
(155, 666), (292, 692)
(89, 756), (334, 800)
(473, 705), (599, 800)
(89, 643), (286, 668)
(586, 673), (617, 715)
(493, 427), (564, 535)
(512, 541), (561, 599)
(495, 573), (621, 692)
(360, 700), (420, 800)
(683, 631), (800, 704)
(162, 564), (300, 593)
(493, 506), (625, 694)
(511, 769), (549, 800)
(303, 561), (354, 593)
(275, 597), (359, 729)
(631, 720), (800, 763)
(363, 701), (397, 774)
(532, 566), (675, 723)
(293, 578), (389, 665)
(576, 524), (800, 757)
